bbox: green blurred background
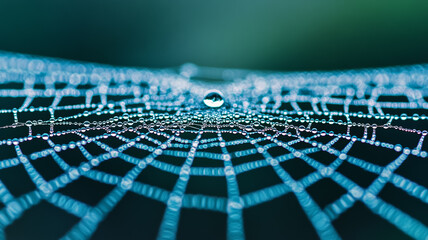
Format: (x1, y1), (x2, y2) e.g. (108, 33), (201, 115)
(0, 0), (427, 71)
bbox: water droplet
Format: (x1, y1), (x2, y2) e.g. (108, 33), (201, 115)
(203, 90), (225, 108)
(25, 120), (32, 127)
(42, 133), (49, 140)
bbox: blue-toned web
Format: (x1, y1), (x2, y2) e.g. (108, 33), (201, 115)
(0, 52), (427, 239)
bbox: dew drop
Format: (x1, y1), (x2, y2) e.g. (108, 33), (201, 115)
(83, 121), (90, 127)
(412, 113), (420, 121)
(203, 90), (225, 108)
(42, 133), (49, 140)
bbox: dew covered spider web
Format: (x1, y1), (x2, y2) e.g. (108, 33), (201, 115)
(0, 52), (427, 240)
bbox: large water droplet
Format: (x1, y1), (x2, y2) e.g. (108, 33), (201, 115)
(203, 90), (224, 108)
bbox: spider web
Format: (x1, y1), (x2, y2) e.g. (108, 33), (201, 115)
(0, 52), (427, 240)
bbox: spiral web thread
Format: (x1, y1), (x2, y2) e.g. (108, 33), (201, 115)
(0, 52), (427, 239)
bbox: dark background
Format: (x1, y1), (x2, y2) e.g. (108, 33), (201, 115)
(0, 0), (427, 71)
